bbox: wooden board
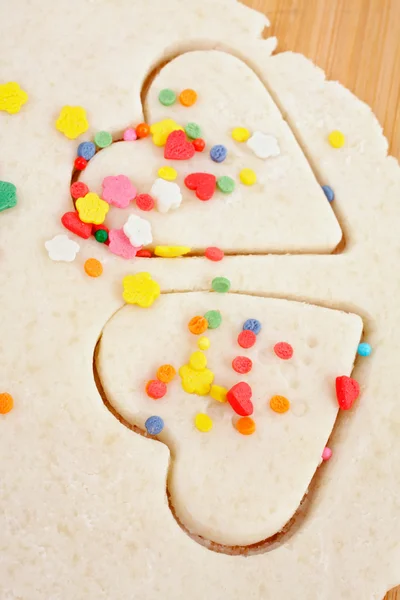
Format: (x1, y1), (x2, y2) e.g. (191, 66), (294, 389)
(240, 1), (400, 598)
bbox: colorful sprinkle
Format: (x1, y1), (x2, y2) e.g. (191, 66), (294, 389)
(270, 395), (290, 413)
(61, 211), (92, 239)
(247, 132), (280, 159)
(232, 127), (250, 142)
(156, 364), (176, 383)
(0, 392), (14, 414)
(243, 319), (261, 335)
(150, 178), (182, 212)
(235, 416), (256, 435)
(145, 415), (164, 435)
(70, 181), (89, 200)
(123, 127), (137, 141)
(205, 246), (224, 262)
(179, 364), (214, 395)
(210, 385), (227, 403)
(232, 356), (252, 374)
(45, 234), (80, 262)
(164, 130), (195, 160)
(179, 89), (197, 107)
(189, 351), (207, 371)
(328, 130), (345, 149)
(336, 375), (360, 410)
(56, 105), (89, 139)
(158, 166), (178, 181)
(146, 380), (167, 400)
(274, 342), (293, 360)
(0, 181), (17, 213)
(136, 123), (151, 139)
(122, 273), (160, 307)
(239, 168), (257, 186)
(188, 316), (208, 335)
(77, 141), (96, 161)
(136, 193), (155, 212)
(150, 119), (184, 146)
(74, 157), (88, 171)
(123, 214), (152, 247)
(0, 82), (28, 114)
(204, 310), (222, 329)
(94, 130), (112, 148)
(211, 276), (231, 293)
(76, 192), (109, 224)
(198, 337), (210, 350)
(217, 176), (235, 194)
(195, 413), (212, 432)
(227, 382), (253, 416)
(322, 447), (332, 461)
(109, 228), (140, 259)
(185, 122), (201, 139)
(102, 175), (137, 208)
(210, 144), (227, 163)
(136, 249), (152, 258)
(192, 138), (205, 152)
(322, 185), (335, 202)
(154, 246), (191, 257)
(94, 229), (108, 243)
(184, 172), (216, 201)
(158, 88), (177, 106)
(84, 258), (103, 278)
(238, 330), (256, 349)
(357, 342), (372, 357)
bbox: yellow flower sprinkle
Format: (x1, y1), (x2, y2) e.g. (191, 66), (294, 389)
(198, 336), (210, 350)
(122, 273), (160, 308)
(158, 166), (177, 181)
(154, 246), (191, 258)
(150, 119), (184, 147)
(232, 127), (250, 142)
(195, 413), (213, 432)
(239, 168), (257, 186)
(179, 364), (214, 396)
(328, 130), (345, 149)
(0, 82), (28, 115)
(189, 351), (207, 371)
(56, 105), (89, 140)
(210, 384), (228, 403)
(76, 192), (109, 224)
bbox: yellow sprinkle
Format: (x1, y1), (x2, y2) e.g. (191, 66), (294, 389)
(76, 192), (109, 224)
(158, 166), (178, 181)
(195, 413), (213, 432)
(328, 130), (345, 149)
(150, 119), (184, 147)
(210, 384), (228, 403)
(240, 168), (257, 186)
(179, 364), (214, 395)
(0, 82), (28, 115)
(232, 127), (250, 142)
(154, 246), (191, 258)
(189, 351), (207, 371)
(122, 272), (160, 308)
(56, 105), (89, 140)
(198, 336), (210, 350)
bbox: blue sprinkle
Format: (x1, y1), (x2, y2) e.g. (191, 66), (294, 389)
(357, 342), (372, 357)
(210, 144), (227, 163)
(145, 415), (164, 435)
(322, 185), (335, 202)
(77, 141), (96, 161)
(243, 318), (262, 335)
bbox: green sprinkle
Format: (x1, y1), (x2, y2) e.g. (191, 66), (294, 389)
(211, 277), (231, 294)
(158, 88), (177, 106)
(204, 310), (222, 329)
(185, 122), (201, 139)
(95, 229), (108, 243)
(0, 181), (17, 213)
(217, 176), (235, 194)
(94, 131), (113, 148)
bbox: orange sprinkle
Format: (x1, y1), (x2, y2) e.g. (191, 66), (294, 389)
(157, 364), (176, 383)
(0, 392), (14, 414)
(235, 416), (256, 435)
(136, 122), (150, 138)
(270, 395), (290, 414)
(188, 315), (208, 335)
(84, 258), (103, 278)
(179, 89), (197, 107)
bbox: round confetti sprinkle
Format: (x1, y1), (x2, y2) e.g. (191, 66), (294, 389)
(322, 185), (335, 202)
(77, 141), (96, 161)
(136, 123), (150, 138)
(158, 166), (177, 181)
(0, 392), (14, 414)
(70, 181), (89, 200)
(205, 247), (224, 262)
(227, 382), (253, 416)
(238, 330), (256, 349)
(145, 415), (164, 435)
(74, 156), (88, 171)
(357, 342), (372, 357)
(185, 122), (201, 139)
(217, 176), (235, 194)
(94, 130), (113, 148)
(322, 447), (332, 461)
(198, 336), (210, 350)
(204, 310), (222, 329)
(157, 364), (176, 383)
(179, 89), (197, 107)
(189, 351), (207, 371)
(146, 379), (167, 400)
(0, 181), (17, 213)
(210, 144), (227, 163)
(94, 229), (108, 243)
(136, 194), (155, 211)
(328, 130), (345, 148)
(210, 385), (228, 403)
(243, 318), (261, 335)
(274, 342), (293, 360)
(136, 249), (152, 258)
(192, 138), (205, 152)
(195, 413), (212, 432)
(270, 395), (290, 413)
(159, 88), (177, 106)
(123, 128), (137, 141)
(84, 258), (103, 278)
(232, 127), (250, 142)
(211, 276), (231, 293)
(239, 168), (257, 186)
(235, 416), (256, 435)
(188, 315), (208, 335)
(232, 356), (252, 374)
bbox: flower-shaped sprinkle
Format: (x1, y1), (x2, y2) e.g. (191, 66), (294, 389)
(123, 215), (152, 247)
(122, 273), (160, 308)
(150, 118), (184, 147)
(76, 192), (109, 224)
(0, 82), (28, 114)
(150, 178), (182, 213)
(247, 131), (280, 159)
(101, 175), (137, 208)
(45, 234), (80, 262)
(179, 363), (214, 396)
(109, 228), (141, 259)
(56, 105), (89, 140)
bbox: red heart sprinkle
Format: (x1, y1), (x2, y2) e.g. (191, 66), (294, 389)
(227, 382), (254, 416)
(61, 211), (93, 239)
(336, 376), (360, 410)
(164, 130), (195, 160)
(184, 173), (216, 201)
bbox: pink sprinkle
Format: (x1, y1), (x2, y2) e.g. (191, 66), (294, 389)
(274, 342), (293, 360)
(123, 128), (137, 141)
(322, 447), (332, 461)
(108, 229), (141, 259)
(102, 175), (137, 208)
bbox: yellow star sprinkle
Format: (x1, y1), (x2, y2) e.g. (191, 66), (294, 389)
(0, 82), (28, 114)
(210, 384), (228, 403)
(179, 364), (214, 396)
(122, 273), (160, 308)
(56, 105), (89, 140)
(150, 119), (184, 147)
(76, 192), (109, 224)
(195, 413), (213, 432)
(154, 246), (191, 258)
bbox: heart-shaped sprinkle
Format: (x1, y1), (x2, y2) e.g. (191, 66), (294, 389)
(184, 173), (216, 201)
(227, 382), (254, 416)
(164, 130), (195, 160)
(336, 375), (360, 410)
(61, 211), (93, 239)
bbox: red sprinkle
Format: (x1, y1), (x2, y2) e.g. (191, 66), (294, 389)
(227, 382), (253, 416)
(192, 138), (205, 152)
(164, 130), (195, 160)
(70, 181), (89, 199)
(336, 375), (360, 410)
(184, 172), (216, 201)
(205, 246), (224, 262)
(61, 211), (93, 239)
(74, 157), (88, 171)
(136, 193), (155, 211)
(232, 356), (252, 374)
(136, 249), (152, 258)
(146, 380), (167, 400)
(274, 342), (293, 360)
(238, 330), (256, 349)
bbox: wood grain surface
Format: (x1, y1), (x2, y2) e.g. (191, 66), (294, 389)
(240, 1), (400, 598)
